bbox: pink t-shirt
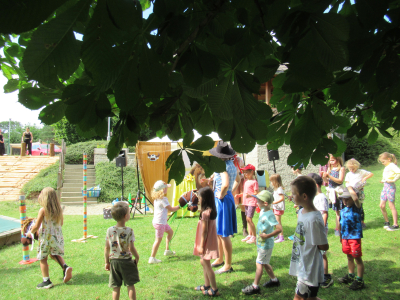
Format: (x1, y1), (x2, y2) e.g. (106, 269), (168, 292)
(243, 179), (259, 206)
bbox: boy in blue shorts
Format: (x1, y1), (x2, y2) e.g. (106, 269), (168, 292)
(105, 202), (140, 300)
(290, 176), (329, 300)
(337, 188), (365, 290)
(242, 190), (282, 295)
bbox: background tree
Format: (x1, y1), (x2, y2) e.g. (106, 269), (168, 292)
(1, 0), (400, 183)
(0, 120), (24, 143)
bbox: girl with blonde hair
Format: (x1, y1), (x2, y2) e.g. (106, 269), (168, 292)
(378, 152), (400, 231)
(26, 187), (72, 289)
(322, 154), (345, 236)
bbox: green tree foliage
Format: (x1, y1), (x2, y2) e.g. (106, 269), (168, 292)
(1, 0), (400, 183)
(52, 117), (96, 145)
(0, 120), (24, 143)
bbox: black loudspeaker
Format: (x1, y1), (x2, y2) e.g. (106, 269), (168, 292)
(268, 150), (279, 161)
(116, 150), (127, 167)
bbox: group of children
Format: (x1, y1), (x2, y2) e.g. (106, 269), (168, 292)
(25, 151), (399, 299)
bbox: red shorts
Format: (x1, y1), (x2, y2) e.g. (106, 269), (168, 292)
(342, 239), (362, 257)
(273, 209), (284, 216)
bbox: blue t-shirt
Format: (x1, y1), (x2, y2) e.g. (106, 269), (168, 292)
(340, 205), (363, 239)
(214, 160), (237, 192)
(256, 209), (279, 250)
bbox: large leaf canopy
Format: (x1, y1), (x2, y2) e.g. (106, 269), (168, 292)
(1, 0), (400, 183)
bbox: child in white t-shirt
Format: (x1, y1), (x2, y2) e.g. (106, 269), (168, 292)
(290, 176), (329, 300)
(309, 173), (332, 289)
(148, 180), (180, 264)
(345, 159), (373, 229)
(270, 174), (285, 243)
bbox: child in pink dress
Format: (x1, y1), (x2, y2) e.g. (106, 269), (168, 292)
(235, 164), (259, 244)
(194, 187), (220, 297)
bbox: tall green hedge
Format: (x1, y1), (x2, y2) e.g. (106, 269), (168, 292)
(345, 134), (400, 166)
(65, 140), (136, 165)
(21, 161), (59, 198)
(65, 140), (106, 164)
(95, 161), (143, 203)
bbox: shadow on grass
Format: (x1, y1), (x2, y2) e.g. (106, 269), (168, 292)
(68, 271), (109, 285)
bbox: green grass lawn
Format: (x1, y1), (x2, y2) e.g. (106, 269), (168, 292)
(1, 164), (399, 299)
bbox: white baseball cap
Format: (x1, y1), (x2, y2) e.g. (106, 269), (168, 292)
(153, 180), (171, 191)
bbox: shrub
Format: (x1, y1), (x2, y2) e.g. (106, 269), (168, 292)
(65, 140), (105, 164)
(345, 134), (400, 166)
(21, 161), (59, 198)
(95, 161), (143, 203)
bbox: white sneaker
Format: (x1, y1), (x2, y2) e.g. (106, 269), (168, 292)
(148, 257), (161, 264)
(164, 250), (176, 256)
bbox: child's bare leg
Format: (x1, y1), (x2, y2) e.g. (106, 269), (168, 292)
(127, 285), (136, 300)
(348, 187), (358, 201)
(347, 254), (355, 274)
(112, 287), (121, 300)
(200, 258), (210, 288)
(240, 205), (245, 212)
(335, 210), (340, 230)
(165, 228), (174, 251)
(40, 256), (49, 278)
(247, 217), (256, 236)
(203, 259), (217, 290)
(275, 215), (283, 237)
(388, 201), (398, 226)
(264, 264), (276, 279)
(150, 237), (163, 257)
(49, 254), (65, 269)
(380, 201), (389, 222)
(323, 253), (328, 274)
(354, 257), (364, 278)
(220, 236), (232, 270)
(213, 237), (224, 265)
(253, 263), (264, 285)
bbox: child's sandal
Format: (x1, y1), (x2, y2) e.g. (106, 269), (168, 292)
(204, 288), (219, 297)
(195, 285), (210, 292)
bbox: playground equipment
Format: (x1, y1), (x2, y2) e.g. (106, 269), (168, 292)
(18, 195), (38, 265)
(72, 153), (98, 243)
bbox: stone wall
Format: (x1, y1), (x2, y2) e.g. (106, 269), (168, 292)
(245, 144), (320, 190)
(94, 148), (136, 168)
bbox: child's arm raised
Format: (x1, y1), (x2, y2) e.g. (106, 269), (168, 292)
(129, 240), (140, 265)
(104, 240), (110, 271)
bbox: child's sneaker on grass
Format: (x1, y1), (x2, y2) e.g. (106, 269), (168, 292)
(320, 274), (333, 288)
(383, 222), (390, 229)
(63, 266), (73, 283)
(274, 236), (284, 243)
(349, 279), (365, 290)
(334, 229), (340, 236)
(148, 257), (161, 264)
(337, 274), (354, 284)
(263, 278), (280, 288)
(164, 250), (176, 256)
(37, 279), (53, 289)
(386, 225), (399, 231)
(246, 236), (256, 244)
(242, 284), (260, 295)
(241, 235), (251, 242)
(288, 235), (294, 241)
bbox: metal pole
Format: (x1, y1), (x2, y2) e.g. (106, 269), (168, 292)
(107, 117), (111, 141)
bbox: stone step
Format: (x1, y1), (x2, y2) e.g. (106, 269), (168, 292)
(61, 196), (98, 202)
(61, 192), (86, 197)
(62, 186), (90, 192)
(63, 179), (96, 184)
(62, 201), (98, 206)
(63, 182), (96, 188)
(65, 164), (95, 169)
(64, 175), (96, 180)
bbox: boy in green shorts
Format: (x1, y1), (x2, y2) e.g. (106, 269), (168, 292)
(105, 202), (140, 300)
